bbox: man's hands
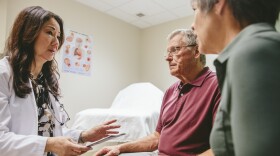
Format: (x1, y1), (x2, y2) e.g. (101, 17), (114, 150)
(81, 119), (121, 143)
(45, 136), (91, 156)
(197, 149), (214, 156)
(93, 131), (160, 156)
(94, 145), (121, 156)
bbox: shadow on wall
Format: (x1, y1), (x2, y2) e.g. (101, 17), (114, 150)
(0, 53), (4, 59)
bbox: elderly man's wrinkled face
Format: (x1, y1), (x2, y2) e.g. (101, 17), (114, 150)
(165, 34), (198, 79)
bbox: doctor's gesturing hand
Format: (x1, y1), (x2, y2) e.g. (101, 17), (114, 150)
(79, 119), (121, 143)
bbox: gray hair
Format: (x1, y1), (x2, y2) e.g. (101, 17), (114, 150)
(167, 29), (206, 66)
(167, 29), (197, 46)
(191, 0), (280, 27)
(191, 0), (218, 13)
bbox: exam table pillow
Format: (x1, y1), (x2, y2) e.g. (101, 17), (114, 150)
(71, 82), (163, 142)
(110, 82), (163, 111)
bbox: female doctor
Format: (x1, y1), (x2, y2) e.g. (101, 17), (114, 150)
(0, 6), (120, 156)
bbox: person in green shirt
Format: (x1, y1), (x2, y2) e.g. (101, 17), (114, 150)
(191, 0), (280, 156)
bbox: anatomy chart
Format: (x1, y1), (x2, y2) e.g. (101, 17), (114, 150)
(61, 30), (93, 76)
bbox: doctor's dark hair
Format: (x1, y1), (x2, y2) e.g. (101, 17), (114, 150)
(4, 6), (64, 98)
(167, 29), (206, 66)
(191, 0), (280, 27)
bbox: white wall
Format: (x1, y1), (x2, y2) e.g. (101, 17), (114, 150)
(0, 0), (7, 54)
(4, 0), (141, 126)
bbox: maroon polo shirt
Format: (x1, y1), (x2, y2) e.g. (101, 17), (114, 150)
(156, 67), (220, 156)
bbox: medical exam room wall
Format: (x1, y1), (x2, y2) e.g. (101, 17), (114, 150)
(0, 0), (7, 53)
(2, 0), (141, 126)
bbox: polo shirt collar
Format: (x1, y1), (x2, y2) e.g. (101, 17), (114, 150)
(178, 67), (211, 89)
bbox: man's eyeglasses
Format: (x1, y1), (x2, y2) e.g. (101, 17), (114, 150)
(165, 44), (197, 57)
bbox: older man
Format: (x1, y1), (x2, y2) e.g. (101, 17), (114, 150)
(94, 29), (220, 156)
(191, 0), (280, 155)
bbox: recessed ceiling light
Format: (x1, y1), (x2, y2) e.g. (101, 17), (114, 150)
(136, 13), (145, 17)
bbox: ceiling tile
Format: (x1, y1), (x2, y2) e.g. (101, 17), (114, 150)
(102, 0), (132, 7)
(152, 0), (189, 9)
(170, 5), (194, 18)
(107, 9), (139, 23)
(118, 0), (166, 16)
(142, 12), (178, 26)
(74, 0), (194, 29)
(76, 0), (113, 12)
(131, 20), (152, 29)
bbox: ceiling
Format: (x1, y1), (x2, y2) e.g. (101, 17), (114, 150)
(75, 0), (194, 29)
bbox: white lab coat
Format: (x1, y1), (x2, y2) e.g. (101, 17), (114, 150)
(0, 57), (82, 156)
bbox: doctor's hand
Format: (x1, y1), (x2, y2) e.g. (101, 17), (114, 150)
(94, 145), (121, 156)
(80, 119), (120, 143)
(45, 136), (91, 156)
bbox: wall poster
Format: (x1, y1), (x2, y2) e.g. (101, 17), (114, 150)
(61, 30), (93, 76)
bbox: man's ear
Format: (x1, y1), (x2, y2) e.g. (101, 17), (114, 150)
(214, 0), (227, 15)
(194, 46), (200, 58)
